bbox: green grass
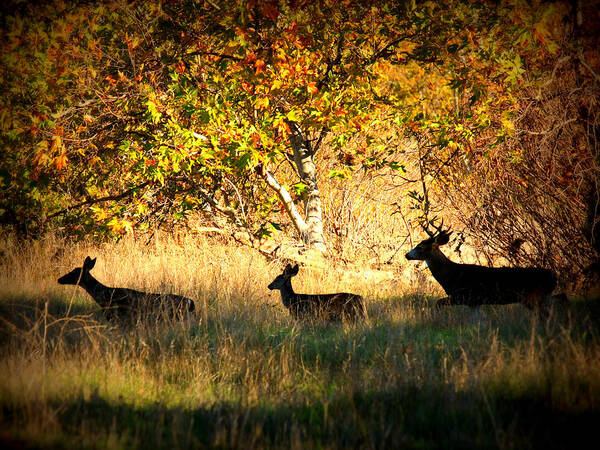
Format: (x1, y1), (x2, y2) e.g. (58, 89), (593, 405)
(1, 234), (600, 449)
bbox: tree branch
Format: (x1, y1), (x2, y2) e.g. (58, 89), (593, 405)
(195, 186), (243, 227)
(258, 164), (308, 237)
(47, 181), (151, 219)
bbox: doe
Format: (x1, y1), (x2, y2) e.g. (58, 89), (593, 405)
(267, 263), (367, 322)
(405, 227), (560, 312)
(58, 256), (195, 322)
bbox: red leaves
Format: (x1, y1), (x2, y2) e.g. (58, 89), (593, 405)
(261, 2), (279, 22)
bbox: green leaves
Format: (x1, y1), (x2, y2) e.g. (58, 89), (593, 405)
(0, 0), (573, 241)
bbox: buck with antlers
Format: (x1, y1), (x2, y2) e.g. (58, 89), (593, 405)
(58, 256), (195, 322)
(268, 263), (367, 322)
(405, 224), (561, 312)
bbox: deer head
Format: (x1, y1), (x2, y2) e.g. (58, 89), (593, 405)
(405, 221), (452, 261)
(58, 256), (97, 285)
(268, 263), (299, 290)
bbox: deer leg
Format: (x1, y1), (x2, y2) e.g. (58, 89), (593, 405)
(521, 289), (543, 311)
(435, 297), (452, 308)
(542, 293), (569, 318)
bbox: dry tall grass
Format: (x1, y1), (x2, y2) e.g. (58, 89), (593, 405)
(1, 232), (599, 449)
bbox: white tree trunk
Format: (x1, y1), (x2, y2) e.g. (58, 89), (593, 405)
(260, 120), (327, 252)
(286, 120), (326, 251)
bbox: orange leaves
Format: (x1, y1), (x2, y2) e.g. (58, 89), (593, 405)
(50, 135), (63, 153)
(254, 59), (266, 74)
(250, 132), (262, 148)
(105, 75), (118, 87)
(32, 135), (69, 173)
(244, 51), (257, 65)
(273, 116), (291, 135)
(307, 82), (318, 95)
(407, 121), (420, 133)
(242, 51), (266, 75)
(50, 135), (68, 170)
(53, 153), (68, 171)
(174, 62), (186, 74)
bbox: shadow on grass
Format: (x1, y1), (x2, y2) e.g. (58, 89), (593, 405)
(0, 294), (106, 350)
(1, 292), (594, 374)
(2, 381), (598, 449)
(2, 294), (600, 449)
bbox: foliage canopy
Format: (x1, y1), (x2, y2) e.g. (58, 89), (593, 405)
(1, 0), (599, 279)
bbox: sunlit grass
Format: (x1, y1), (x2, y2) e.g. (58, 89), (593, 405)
(1, 232), (599, 448)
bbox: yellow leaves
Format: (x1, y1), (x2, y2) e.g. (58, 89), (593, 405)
(92, 206), (109, 221)
(50, 135), (63, 153)
(255, 97), (270, 110)
(500, 112), (515, 137)
(89, 156), (102, 167)
(83, 114), (94, 123)
(286, 109), (300, 122)
(33, 140), (51, 166)
(124, 33), (142, 50)
(271, 79), (284, 91)
(107, 217), (134, 234)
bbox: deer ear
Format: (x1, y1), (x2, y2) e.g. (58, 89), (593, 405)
(83, 256), (96, 271)
(290, 264), (299, 276)
(436, 232), (451, 246)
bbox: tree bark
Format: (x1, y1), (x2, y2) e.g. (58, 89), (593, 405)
(259, 120), (327, 252)
(285, 120), (327, 251)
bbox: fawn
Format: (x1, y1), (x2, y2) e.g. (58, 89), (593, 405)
(58, 256), (195, 322)
(268, 263), (366, 322)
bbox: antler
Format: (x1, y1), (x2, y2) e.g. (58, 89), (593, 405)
(421, 217), (443, 237)
(432, 218), (445, 236)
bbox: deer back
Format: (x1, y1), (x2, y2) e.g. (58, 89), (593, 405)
(99, 288), (195, 322)
(288, 292), (366, 322)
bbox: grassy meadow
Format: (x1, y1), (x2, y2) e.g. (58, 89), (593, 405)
(1, 231), (600, 449)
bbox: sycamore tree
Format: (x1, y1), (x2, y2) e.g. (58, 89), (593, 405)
(0, 0), (468, 249)
(3, 0), (596, 277)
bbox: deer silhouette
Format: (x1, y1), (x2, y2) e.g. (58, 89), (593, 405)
(58, 256), (195, 322)
(268, 263), (367, 322)
(405, 227), (560, 312)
